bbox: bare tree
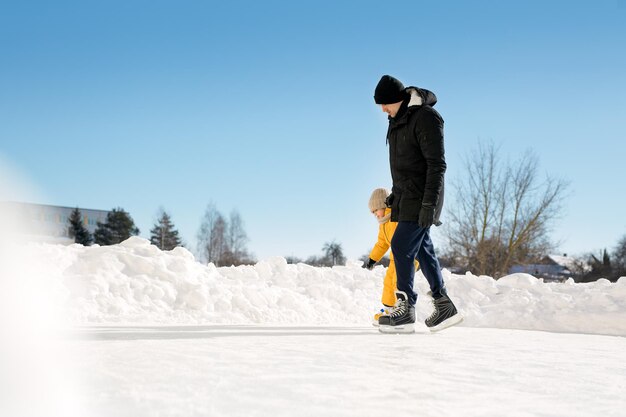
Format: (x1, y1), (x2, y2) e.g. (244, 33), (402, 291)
(197, 203), (254, 266)
(285, 256), (304, 264)
(322, 240), (346, 266)
(197, 202), (222, 264)
(613, 234), (626, 278)
(228, 210), (252, 263)
(210, 214), (228, 265)
(220, 210), (254, 266)
(444, 141), (569, 277)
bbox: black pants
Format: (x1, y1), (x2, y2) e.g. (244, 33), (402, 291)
(391, 221), (446, 306)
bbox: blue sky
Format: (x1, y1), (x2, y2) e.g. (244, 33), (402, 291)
(1, 0), (625, 261)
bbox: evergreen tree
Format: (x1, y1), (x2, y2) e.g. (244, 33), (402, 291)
(68, 207), (92, 245)
(93, 208), (140, 245)
(150, 210), (182, 250)
(583, 249), (613, 282)
(603, 249), (612, 273)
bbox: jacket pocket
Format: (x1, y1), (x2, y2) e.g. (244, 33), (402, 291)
(399, 196), (422, 221)
(398, 179), (423, 199)
(408, 178), (425, 197)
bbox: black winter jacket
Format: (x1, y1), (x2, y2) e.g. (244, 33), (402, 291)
(386, 87), (446, 225)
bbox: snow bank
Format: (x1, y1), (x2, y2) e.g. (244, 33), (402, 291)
(1, 167), (84, 417)
(21, 237), (626, 336)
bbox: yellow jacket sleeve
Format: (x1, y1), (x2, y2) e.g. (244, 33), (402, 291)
(369, 223), (390, 262)
(369, 208), (397, 261)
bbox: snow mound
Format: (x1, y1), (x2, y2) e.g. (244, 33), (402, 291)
(20, 238), (626, 336)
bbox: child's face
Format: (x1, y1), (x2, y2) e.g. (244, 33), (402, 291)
(373, 208), (386, 219)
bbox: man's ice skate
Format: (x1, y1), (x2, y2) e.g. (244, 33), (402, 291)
(378, 291), (415, 334)
(425, 294), (463, 332)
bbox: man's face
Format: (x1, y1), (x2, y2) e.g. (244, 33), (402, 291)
(380, 101), (403, 118)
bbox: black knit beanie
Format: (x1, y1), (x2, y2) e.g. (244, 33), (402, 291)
(374, 75), (406, 104)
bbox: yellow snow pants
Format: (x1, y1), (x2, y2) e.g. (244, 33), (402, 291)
(382, 259), (419, 307)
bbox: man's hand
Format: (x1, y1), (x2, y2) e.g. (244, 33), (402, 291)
(385, 193), (394, 207)
(418, 205), (435, 229)
(362, 258), (376, 270)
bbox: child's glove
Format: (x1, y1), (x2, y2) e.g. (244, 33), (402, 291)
(385, 193), (394, 207)
(362, 258), (376, 270)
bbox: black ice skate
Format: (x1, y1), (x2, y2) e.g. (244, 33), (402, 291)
(378, 291), (415, 334)
(425, 294), (463, 332)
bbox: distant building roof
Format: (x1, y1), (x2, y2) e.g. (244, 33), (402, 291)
(0, 201), (110, 241)
(509, 254), (582, 281)
(545, 254), (578, 271)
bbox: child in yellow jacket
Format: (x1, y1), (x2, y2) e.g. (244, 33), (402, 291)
(363, 188), (419, 325)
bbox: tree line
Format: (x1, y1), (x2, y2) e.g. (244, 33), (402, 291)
(68, 204), (349, 268)
(68, 204), (252, 266)
(569, 237), (626, 282)
(285, 240), (347, 267)
(66, 140), (620, 280)
(68, 207), (181, 250)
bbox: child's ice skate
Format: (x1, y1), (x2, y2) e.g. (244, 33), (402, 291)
(372, 306), (393, 327)
(378, 291), (415, 334)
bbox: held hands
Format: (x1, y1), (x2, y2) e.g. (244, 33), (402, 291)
(385, 193), (394, 207)
(418, 205), (435, 229)
(362, 258), (376, 270)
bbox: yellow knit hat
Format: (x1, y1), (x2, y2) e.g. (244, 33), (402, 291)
(368, 188), (390, 212)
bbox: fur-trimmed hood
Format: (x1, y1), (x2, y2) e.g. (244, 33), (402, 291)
(406, 87), (437, 108)
(387, 87), (438, 123)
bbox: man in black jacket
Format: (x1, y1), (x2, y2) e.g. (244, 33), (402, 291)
(373, 74), (462, 333)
